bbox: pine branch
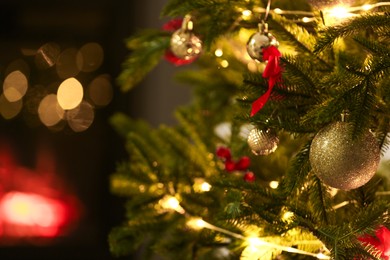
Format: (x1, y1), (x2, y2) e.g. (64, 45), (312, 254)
(314, 14), (390, 53)
(117, 29), (170, 92)
(278, 141), (312, 196)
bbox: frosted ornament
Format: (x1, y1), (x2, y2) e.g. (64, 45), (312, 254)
(247, 128), (279, 155)
(170, 16), (202, 60)
(309, 122), (380, 190)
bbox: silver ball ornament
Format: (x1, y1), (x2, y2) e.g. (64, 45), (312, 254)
(170, 29), (202, 60)
(309, 122), (380, 190)
(246, 32), (278, 61)
(247, 128), (279, 155)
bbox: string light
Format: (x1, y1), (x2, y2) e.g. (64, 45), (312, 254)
(269, 181), (279, 189)
(159, 195), (186, 214)
(158, 194), (330, 258)
(187, 217), (330, 259)
(246, 2), (390, 24)
(214, 48), (223, 57)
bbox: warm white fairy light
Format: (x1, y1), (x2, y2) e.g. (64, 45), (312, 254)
(274, 8), (283, 14)
(325, 5), (354, 19)
(269, 181), (279, 189)
(200, 182), (212, 192)
(214, 48), (223, 57)
(242, 9), (252, 18)
(159, 195), (186, 214)
(362, 4), (373, 11)
(302, 17), (314, 23)
(220, 60), (229, 68)
(187, 218), (330, 259)
(246, 2), (390, 24)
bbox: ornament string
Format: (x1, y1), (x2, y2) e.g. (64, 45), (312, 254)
(263, 0), (272, 21)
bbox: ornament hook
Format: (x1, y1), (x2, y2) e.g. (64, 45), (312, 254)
(182, 14), (193, 31)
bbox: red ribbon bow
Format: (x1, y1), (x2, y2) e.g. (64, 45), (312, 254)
(358, 226), (390, 259)
(250, 45), (282, 117)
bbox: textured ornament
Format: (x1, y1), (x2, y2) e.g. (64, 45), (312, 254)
(170, 16), (202, 61)
(170, 30), (202, 60)
(246, 32), (278, 62)
(247, 128), (279, 155)
(309, 122), (380, 190)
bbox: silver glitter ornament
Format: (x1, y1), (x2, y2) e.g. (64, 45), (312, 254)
(247, 128), (279, 155)
(170, 16), (202, 60)
(309, 122), (380, 190)
(246, 23), (279, 62)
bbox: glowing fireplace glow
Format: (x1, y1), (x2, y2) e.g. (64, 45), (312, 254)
(0, 192), (71, 237)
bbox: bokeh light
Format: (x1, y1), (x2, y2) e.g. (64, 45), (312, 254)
(38, 94), (65, 127)
(56, 48), (80, 79)
(87, 74), (113, 107)
(66, 101), (94, 132)
(3, 70), (29, 102)
(57, 77), (84, 110)
(0, 94), (23, 119)
(35, 42), (61, 70)
(76, 42), (104, 72)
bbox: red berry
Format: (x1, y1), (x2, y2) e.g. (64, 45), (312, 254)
(235, 156), (250, 171)
(216, 147), (232, 160)
(225, 160), (236, 172)
(243, 172), (255, 182)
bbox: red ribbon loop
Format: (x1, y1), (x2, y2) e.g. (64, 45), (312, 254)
(250, 46), (282, 117)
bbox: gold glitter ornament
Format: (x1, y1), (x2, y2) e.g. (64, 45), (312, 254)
(170, 16), (202, 60)
(309, 122), (380, 190)
(247, 128), (279, 155)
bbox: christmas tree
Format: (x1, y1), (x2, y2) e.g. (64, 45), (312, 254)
(109, 0), (390, 259)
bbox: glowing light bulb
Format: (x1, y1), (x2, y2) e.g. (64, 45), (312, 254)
(274, 8), (283, 14)
(247, 237), (264, 247)
(200, 182), (212, 192)
(302, 17), (312, 23)
(220, 60), (229, 68)
(269, 181), (279, 189)
(242, 9), (252, 18)
(362, 4), (372, 11)
(214, 48), (223, 57)
(187, 218), (206, 230)
(159, 195), (185, 214)
(317, 253), (330, 259)
(327, 6), (351, 19)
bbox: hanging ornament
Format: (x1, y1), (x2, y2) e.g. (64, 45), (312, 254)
(309, 122), (380, 190)
(247, 23), (279, 62)
(247, 128), (279, 155)
(170, 15), (202, 61)
(246, 22), (282, 116)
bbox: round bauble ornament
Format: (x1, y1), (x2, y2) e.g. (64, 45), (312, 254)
(309, 122), (380, 190)
(247, 128), (279, 155)
(170, 29), (202, 60)
(246, 32), (278, 61)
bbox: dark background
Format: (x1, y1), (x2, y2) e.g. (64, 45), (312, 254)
(0, 1), (191, 259)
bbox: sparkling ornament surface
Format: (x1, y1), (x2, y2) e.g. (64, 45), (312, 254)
(247, 128), (279, 155)
(246, 32), (278, 61)
(170, 29), (202, 60)
(309, 122), (380, 190)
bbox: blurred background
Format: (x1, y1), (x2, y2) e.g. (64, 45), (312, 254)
(0, 1), (190, 259)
